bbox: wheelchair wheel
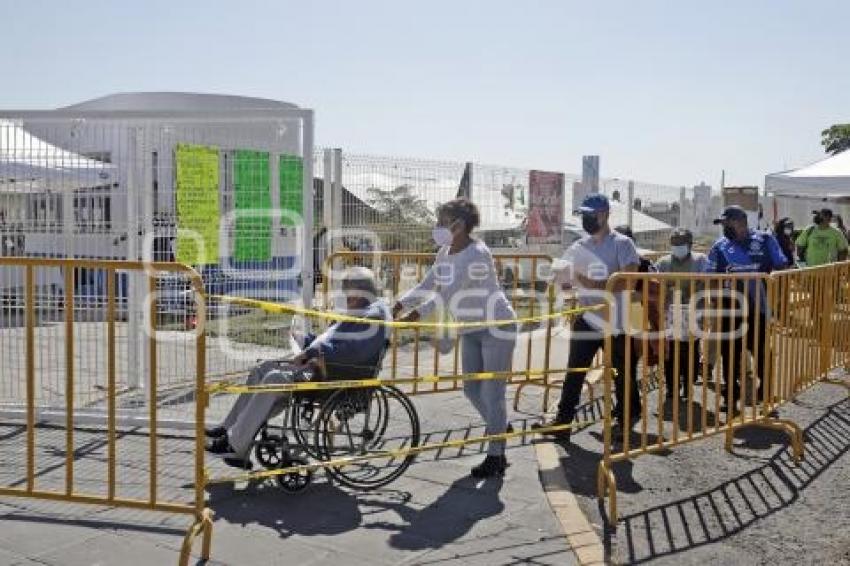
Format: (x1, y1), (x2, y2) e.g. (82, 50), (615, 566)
(314, 385), (420, 490)
(289, 396), (323, 460)
(276, 455), (312, 493)
(254, 427), (283, 469)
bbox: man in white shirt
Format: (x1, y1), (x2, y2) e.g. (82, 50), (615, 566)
(534, 194), (640, 442)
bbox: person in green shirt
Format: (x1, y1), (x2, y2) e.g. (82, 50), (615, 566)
(795, 208), (849, 267)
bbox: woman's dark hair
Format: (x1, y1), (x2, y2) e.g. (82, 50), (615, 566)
(438, 198), (480, 233)
(774, 217), (793, 232)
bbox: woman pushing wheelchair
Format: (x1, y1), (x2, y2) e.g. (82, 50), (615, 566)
(393, 198), (517, 479)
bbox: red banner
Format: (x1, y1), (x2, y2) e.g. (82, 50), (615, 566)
(526, 170), (564, 244)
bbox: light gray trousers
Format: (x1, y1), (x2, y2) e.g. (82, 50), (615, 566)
(460, 326), (516, 456)
(221, 361), (300, 458)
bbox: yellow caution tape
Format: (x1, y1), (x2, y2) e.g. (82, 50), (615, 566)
(205, 417), (600, 485)
(206, 367), (603, 395)
(208, 294), (604, 330)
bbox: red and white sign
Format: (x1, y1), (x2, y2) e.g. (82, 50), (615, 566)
(527, 170), (564, 245)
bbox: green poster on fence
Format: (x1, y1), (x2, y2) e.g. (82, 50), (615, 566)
(279, 154), (303, 227)
(175, 143), (220, 265)
(233, 150), (271, 261)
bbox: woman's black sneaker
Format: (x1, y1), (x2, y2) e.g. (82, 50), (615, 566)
(471, 455), (507, 479)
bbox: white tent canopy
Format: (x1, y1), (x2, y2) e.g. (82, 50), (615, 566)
(765, 150), (850, 199)
(0, 120), (114, 192)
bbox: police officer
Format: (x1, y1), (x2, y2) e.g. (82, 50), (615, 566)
(707, 206), (787, 413)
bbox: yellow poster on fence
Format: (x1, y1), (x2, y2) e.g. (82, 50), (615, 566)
(175, 143), (220, 264)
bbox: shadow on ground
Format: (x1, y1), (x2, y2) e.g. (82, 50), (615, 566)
(605, 397), (850, 564)
(207, 474), (507, 552)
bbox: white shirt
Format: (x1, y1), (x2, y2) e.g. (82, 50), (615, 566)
(398, 239), (516, 332)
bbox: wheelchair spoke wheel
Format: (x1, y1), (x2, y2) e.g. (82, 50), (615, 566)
(315, 385), (420, 490)
(254, 437), (282, 469)
(290, 397), (322, 460)
(276, 456), (312, 493)
(254, 427), (284, 469)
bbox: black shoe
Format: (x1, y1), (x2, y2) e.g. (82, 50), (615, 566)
(223, 456), (253, 470)
(205, 426), (227, 438)
(612, 418), (639, 443)
(206, 435), (235, 455)
(531, 416), (572, 441)
(471, 455), (507, 479)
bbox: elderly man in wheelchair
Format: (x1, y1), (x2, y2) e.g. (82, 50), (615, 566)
(205, 267), (391, 471)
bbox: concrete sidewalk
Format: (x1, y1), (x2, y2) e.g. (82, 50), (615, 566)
(0, 385), (578, 566)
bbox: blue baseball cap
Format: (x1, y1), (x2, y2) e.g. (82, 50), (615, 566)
(712, 205), (748, 224)
(577, 193), (610, 214)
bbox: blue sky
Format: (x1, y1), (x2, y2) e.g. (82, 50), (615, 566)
(1, 0), (847, 188)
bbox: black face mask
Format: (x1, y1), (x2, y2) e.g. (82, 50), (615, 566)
(582, 214), (601, 235)
(814, 214), (823, 225)
(723, 225), (737, 240)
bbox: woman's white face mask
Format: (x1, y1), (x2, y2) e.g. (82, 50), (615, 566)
(784, 227), (794, 236)
(432, 220), (459, 247)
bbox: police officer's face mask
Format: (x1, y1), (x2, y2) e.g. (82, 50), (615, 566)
(723, 223), (737, 240)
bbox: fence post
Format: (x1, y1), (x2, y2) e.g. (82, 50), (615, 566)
(466, 161), (474, 202)
(333, 148), (343, 250)
(820, 266), (836, 376)
(126, 127), (142, 389)
(301, 110), (315, 310)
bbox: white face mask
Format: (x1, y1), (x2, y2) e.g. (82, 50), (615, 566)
(432, 220), (458, 247)
(671, 245), (690, 259)
(784, 227), (793, 236)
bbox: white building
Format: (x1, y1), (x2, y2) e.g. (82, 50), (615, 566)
(1, 92), (314, 304)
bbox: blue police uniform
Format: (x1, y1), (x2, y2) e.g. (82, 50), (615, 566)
(707, 228), (788, 276)
(706, 228), (787, 409)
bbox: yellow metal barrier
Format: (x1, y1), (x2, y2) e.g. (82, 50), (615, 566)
(0, 258), (212, 566)
(321, 251), (580, 408)
(596, 267), (850, 524)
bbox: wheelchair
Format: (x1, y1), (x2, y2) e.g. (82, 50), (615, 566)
(250, 343), (421, 493)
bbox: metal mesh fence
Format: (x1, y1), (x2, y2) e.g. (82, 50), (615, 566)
(1, 113), (312, 424)
(323, 151), (692, 256)
(2, 108), (704, 428)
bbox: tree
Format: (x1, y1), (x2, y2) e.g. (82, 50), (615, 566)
(366, 185), (436, 251)
(821, 124), (850, 155)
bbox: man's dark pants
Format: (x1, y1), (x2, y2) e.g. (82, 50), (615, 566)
(556, 315), (640, 423)
(664, 339), (703, 399)
(718, 309), (768, 404)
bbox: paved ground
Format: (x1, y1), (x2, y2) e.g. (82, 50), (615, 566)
(554, 372), (850, 565)
(0, 384), (577, 566)
(2, 323), (849, 565)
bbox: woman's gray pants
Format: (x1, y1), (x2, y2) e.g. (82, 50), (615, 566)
(460, 326), (516, 456)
